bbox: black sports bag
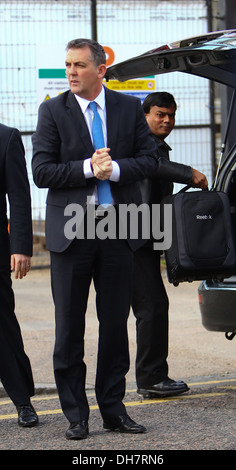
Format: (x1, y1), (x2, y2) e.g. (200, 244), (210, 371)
(161, 186), (236, 286)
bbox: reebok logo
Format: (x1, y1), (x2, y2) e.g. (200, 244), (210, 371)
(196, 214), (212, 219)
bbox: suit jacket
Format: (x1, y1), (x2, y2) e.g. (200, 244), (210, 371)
(151, 135), (192, 203)
(139, 134), (193, 205)
(32, 87), (158, 252)
(0, 124), (32, 264)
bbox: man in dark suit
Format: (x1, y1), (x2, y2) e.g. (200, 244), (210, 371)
(32, 39), (207, 440)
(132, 92), (206, 398)
(0, 123), (38, 427)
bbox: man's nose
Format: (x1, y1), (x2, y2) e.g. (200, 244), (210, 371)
(69, 64), (76, 74)
(163, 114), (171, 122)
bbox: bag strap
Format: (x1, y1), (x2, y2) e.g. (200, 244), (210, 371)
(178, 185), (191, 193)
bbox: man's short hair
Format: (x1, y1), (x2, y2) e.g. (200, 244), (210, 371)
(142, 92), (177, 113)
(66, 38), (106, 67)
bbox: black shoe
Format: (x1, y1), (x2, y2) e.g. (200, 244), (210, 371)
(103, 414), (146, 434)
(137, 377), (190, 398)
(66, 421), (89, 440)
(17, 404), (38, 427)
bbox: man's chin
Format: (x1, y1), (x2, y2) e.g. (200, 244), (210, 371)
(160, 130), (172, 139)
(70, 84), (80, 94)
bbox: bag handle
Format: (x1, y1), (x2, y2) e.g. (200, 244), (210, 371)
(178, 185), (209, 194)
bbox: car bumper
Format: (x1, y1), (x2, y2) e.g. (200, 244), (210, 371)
(198, 277), (236, 335)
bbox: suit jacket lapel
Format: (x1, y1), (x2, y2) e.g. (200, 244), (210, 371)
(105, 87), (119, 153)
(65, 88), (120, 156)
(65, 91), (94, 154)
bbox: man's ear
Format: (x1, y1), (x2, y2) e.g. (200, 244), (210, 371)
(98, 64), (107, 79)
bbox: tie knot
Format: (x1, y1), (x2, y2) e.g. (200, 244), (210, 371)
(89, 101), (97, 112)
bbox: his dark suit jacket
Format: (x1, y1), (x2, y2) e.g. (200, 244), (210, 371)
(0, 123), (34, 405)
(139, 134), (192, 206)
(32, 87), (158, 252)
(0, 124), (32, 263)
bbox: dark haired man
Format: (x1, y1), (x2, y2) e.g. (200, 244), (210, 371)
(32, 38), (161, 439)
(132, 92), (206, 399)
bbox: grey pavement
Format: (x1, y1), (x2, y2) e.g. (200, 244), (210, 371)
(1, 265), (235, 396)
(1, 266), (236, 454)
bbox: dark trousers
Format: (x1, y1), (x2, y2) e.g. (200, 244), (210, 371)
(0, 265), (34, 406)
(132, 247), (169, 387)
(50, 235), (133, 423)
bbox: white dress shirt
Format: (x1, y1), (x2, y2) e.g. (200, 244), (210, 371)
(74, 87), (120, 204)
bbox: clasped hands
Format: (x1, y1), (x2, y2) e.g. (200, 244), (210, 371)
(91, 148), (113, 180)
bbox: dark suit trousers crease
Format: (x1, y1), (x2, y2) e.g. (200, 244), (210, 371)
(0, 266), (34, 405)
(132, 247), (169, 387)
(50, 234), (133, 423)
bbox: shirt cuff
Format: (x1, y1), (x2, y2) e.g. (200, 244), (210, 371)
(83, 158), (120, 181)
(110, 161), (120, 181)
(83, 158), (94, 178)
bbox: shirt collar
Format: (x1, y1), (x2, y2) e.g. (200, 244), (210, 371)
(74, 86), (105, 114)
(154, 134), (172, 152)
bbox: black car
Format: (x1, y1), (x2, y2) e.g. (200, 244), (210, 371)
(106, 30), (236, 340)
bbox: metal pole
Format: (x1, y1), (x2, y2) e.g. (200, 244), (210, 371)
(206, 0), (217, 182)
(218, 0), (236, 156)
(91, 0), (97, 41)
(213, 89), (236, 188)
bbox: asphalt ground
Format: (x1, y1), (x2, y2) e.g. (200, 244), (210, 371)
(0, 267), (235, 461)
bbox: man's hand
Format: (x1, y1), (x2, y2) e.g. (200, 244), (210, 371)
(91, 148), (113, 180)
(11, 254), (31, 279)
(191, 168), (208, 189)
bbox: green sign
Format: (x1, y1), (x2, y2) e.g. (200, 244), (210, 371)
(39, 69), (66, 79)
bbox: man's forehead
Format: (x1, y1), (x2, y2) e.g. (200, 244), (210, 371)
(151, 104), (176, 112)
(66, 46), (92, 61)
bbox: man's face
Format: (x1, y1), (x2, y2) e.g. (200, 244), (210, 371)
(65, 46), (106, 100)
(145, 104), (176, 140)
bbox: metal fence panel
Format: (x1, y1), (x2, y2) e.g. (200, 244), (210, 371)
(0, 0), (211, 221)
(96, 0), (211, 191)
(0, 0), (92, 219)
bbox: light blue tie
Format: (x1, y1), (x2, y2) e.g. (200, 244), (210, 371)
(89, 101), (112, 207)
